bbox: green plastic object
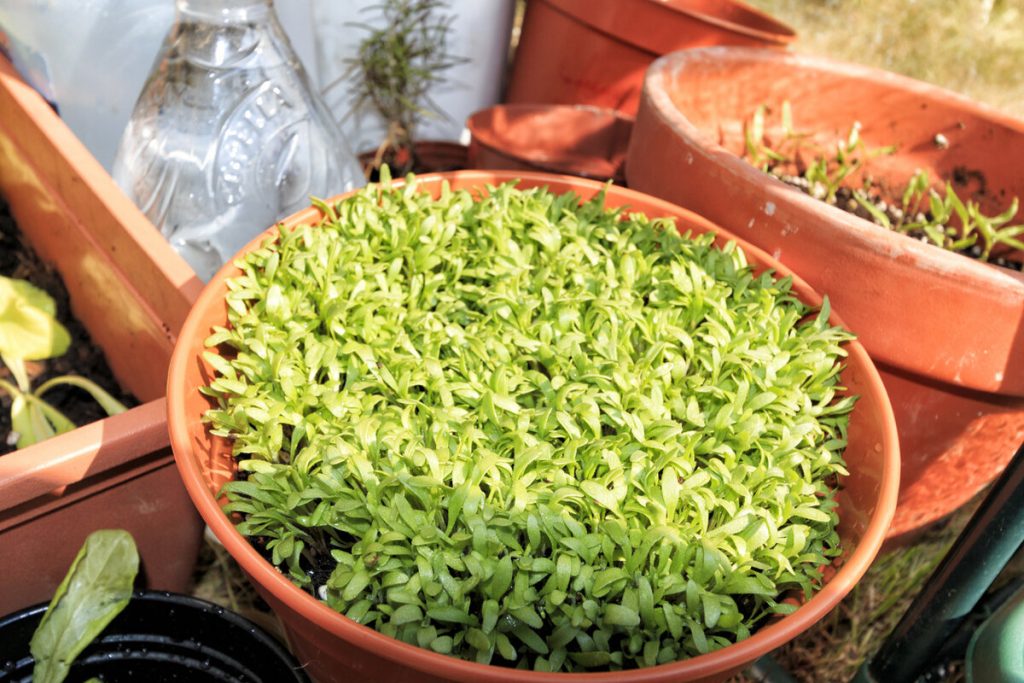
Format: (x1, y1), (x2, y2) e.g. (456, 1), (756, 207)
(967, 583), (1024, 683)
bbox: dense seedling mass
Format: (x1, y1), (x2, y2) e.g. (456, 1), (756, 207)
(202, 177), (855, 671)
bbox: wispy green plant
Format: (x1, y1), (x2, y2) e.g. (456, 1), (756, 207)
(342, 0), (465, 174)
(743, 104), (791, 171)
(897, 171), (1024, 257)
(0, 276), (127, 449)
(202, 175), (856, 671)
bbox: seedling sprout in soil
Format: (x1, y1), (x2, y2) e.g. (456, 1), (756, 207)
(743, 103), (1024, 271)
(201, 174), (857, 671)
(0, 276), (127, 449)
(0, 199), (134, 453)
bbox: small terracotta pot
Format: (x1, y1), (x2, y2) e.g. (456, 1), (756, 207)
(467, 104), (633, 184)
(0, 54), (204, 614)
(625, 46), (1024, 541)
(505, 0), (795, 116)
(168, 170), (899, 683)
(358, 140), (469, 179)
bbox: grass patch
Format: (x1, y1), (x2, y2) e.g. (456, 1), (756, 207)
(766, 508), (973, 682)
(746, 0), (1024, 118)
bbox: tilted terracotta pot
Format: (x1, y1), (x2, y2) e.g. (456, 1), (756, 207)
(625, 46), (1024, 541)
(467, 104), (633, 184)
(505, 0), (795, 116)
(0, 54), (204, 614)
(168, 170), (899, 683)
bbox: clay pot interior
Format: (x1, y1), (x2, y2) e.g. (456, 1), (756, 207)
(467, 104), (633, 183)
(663, 52), (1024, 233)
(169, 171), (898, 683)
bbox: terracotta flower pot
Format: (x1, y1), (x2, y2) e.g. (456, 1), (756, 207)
(358, 141), (469, 179)
(466, 104), (633, 184)
(168, 170), (899, 683)
(625, 46), (1024, 541)
(0, 54), (204, 614)
(505, 0), (795, 116)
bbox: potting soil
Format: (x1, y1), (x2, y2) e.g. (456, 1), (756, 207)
(0, 196), (136, 455)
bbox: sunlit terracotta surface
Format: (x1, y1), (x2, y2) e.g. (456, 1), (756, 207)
(506, 0), (794, 116)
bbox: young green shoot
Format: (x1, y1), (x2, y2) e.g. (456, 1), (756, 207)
(0, 276), (127, 449)
(743, 104), (1024, 265)
(30, 529), (139, 683)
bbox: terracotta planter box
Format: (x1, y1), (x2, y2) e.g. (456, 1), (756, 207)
(625, 47), (1024, 541)
(505, 0), (795, 116)
(0, 55), (204, 614)
(168, 171), (899, 683)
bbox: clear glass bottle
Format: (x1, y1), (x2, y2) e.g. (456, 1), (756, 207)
(113, 0), (364, 281)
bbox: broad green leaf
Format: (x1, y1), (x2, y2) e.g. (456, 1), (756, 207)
(30, 530), (139, 683)
(604, 604), (641, 627)
(0, 276), (71, 361)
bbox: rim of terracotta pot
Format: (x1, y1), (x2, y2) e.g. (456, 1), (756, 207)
(466, 104), (633, 182)
(544, 0), (796, 54)
(633, 46), (1024, 397)
(168, 170), (899, 682)
(0, 400), (171, 516)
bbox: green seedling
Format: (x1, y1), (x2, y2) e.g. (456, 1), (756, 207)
(744, 104), (1024, 264)
(30, 529), (139, 683)
(0, 276), (127, 449)
(743, 104), (790, 171)
(202, 175), (856, 671)
(897, 172), (1024, 258)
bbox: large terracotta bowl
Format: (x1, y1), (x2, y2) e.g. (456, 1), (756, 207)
(626, 47), (1024, 541)
(168, 171), (899, 682)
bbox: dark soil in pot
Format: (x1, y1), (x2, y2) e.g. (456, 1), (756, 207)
(0, 590), (309, 682)
(0, 196), (136, 455)
(767, 166), (1024, 272)
(741, 106), (1024, 273)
